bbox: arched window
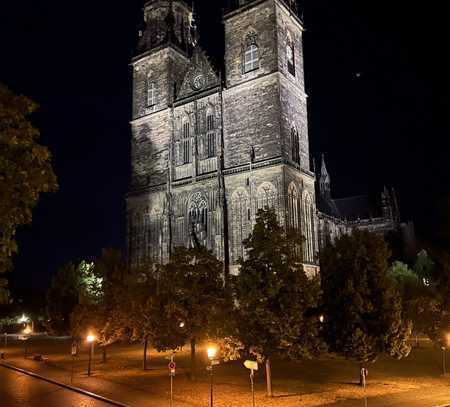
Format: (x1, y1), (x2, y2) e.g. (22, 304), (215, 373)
(148, 208), (163, 262)
(181, 119), (191, 164)
(243, 32), (259, 73)
(147, 80), (156, 107)
(231, 189), (250, 262)
(287, 36), (295, 76)
(291, 127), (300, 165)
(206, 112), (216, 158)
(287, 183), (299, 230)
(257, 182), (277, 210)
(302, 193), (315, 263)
(188, 193), (208, 247)
(244, 44), (259, 73)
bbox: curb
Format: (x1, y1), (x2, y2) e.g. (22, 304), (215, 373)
(0, 362), (133, 407)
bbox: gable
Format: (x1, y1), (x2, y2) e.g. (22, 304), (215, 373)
(176, 47), (220, 100)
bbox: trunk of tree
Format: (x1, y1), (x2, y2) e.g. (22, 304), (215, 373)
(102, 346), (107, 364)
(265, 357), (273, 397)
(143, 338), (148, 371)
(190, 337), (197, 381)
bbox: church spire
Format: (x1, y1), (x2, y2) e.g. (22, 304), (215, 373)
(319, 154), (331, 197)
(190, 1), (199, 47)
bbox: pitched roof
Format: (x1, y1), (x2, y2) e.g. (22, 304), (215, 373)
(176, 46), (220, 100)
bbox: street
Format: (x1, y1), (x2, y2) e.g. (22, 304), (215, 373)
(0, 366), (112, 407)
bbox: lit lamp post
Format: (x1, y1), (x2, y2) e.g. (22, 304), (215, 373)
(207, 346), (218, 407)
(442, 334), (450, 375)
(86, 334), (95, 377)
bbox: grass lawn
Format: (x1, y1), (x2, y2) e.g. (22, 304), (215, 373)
(2, 336), (449, 407)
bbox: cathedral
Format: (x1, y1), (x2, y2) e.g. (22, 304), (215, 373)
(127, 0), (407, 275)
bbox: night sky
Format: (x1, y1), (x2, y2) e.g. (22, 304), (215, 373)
(1, 0), (449, 303)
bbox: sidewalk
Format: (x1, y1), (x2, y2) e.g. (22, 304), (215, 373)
(1, 340), (448, 407)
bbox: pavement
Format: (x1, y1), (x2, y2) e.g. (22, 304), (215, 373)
(0, 366), (112, 407)
(327, 388), (450, 407)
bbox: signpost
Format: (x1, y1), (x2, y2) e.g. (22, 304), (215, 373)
(244, 360), (258, 407)
(1, 333), (6, 359)
(168, 356), (176, 407)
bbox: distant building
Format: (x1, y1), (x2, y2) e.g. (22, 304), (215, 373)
(127, 0), (412, 274)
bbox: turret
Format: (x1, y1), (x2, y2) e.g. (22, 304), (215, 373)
(319, 154), (331, 198)
(136, 0), (195, 57)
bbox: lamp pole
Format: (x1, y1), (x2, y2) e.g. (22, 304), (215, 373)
(86, 335), (95, 377)
(207, 346), (217, 407)
(442, 347), (447, 375)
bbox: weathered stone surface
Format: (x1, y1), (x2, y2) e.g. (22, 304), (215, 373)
(126, 0), (402, 271)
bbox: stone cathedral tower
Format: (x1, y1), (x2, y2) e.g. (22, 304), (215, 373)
(127, 0), (319, 275)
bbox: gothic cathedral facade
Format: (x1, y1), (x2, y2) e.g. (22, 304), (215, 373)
(127, 0), (319, 275)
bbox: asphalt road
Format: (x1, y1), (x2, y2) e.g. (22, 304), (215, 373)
(0, 366), (113, 407)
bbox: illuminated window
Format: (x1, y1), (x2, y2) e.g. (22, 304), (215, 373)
(244, 44), (259, 73)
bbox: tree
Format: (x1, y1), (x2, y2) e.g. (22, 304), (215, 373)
(231, 208), (324, 396)
(128, 264), (189, 370)
(0, 84), (58, 301)
(71, 250), (130, 362)
(164, 246), (229, 380)
(321, 230), (412, 386)
(388, 259), (440, 347)
(413, 250), (435, 286)
(422, 251), (450, 347)
(46, 262), (81, 336)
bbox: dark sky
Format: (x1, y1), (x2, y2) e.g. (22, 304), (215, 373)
(0, 0), (449, 302)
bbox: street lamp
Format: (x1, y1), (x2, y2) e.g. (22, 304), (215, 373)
(86, 334), (96, 377)
(441, 333), (450, 375)
(207, 346), (218, 407)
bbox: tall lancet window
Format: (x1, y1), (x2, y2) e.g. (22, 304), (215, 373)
(287, 183), (299, 230)
(231, 189), (250, 262)
(147, 79), (156, 107)
(302, 193), (315, 263)
(181, 119), (191, 164)
(206, 112), (216, 158)
(257, 182), (277, 210)
(188, 193), (208, 247)
(243, 32), (259, 73)
(291, 127), (300, 165)
(287, 37), (296, 76)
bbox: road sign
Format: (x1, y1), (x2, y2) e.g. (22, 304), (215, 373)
(244, 360), (258, 371)
(168, 361), (176, 370)
(71, 342), (78, 357)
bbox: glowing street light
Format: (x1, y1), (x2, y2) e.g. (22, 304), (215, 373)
(86, 334), (96, 376)
(179, 322), (185, 328)
(207, 346), (217, 361)
(18, 314), (29, 324)
(207, 346), (218, 407)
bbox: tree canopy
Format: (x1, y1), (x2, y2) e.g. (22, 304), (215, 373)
(229, 207), (323, 396)
(0, 84), (58, 301)
(320, 230), (411, 365)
